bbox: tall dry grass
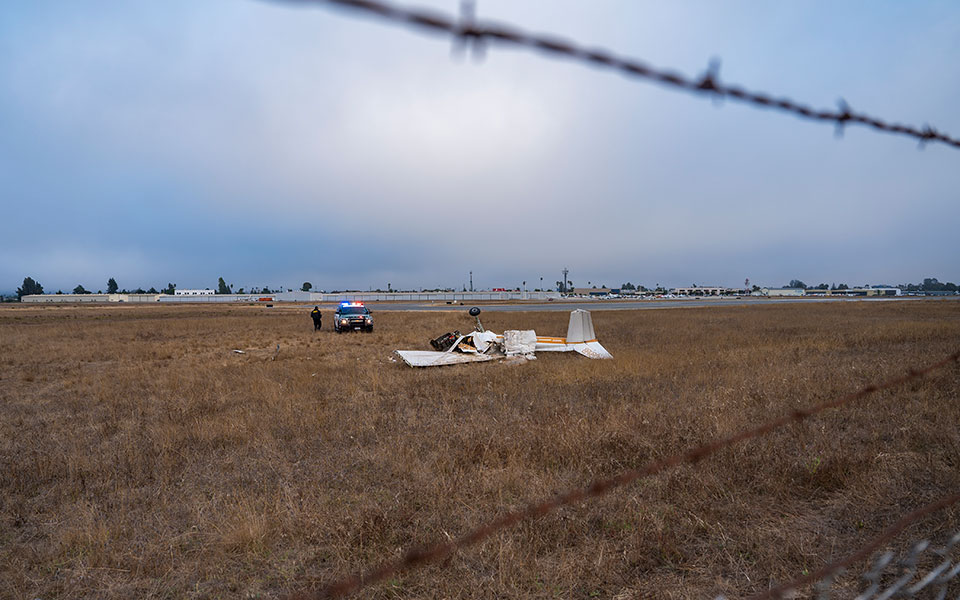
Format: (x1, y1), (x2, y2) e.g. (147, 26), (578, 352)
(1, 300), (958, 599)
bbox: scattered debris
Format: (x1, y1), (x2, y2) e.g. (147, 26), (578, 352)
(430, 330), (461, 351)
(230, 345), (282, 361)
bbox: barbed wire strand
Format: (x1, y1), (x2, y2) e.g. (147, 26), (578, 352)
(275, 0), (960, 150)
(290, 349), (960, 599)
(746, 491), (960, 600)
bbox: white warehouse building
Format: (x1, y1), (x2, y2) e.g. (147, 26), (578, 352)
(174, 289), (215, 296)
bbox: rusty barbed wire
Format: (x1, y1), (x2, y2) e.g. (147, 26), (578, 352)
(290, 350), (960, 598)
(738, 491), (960, 600)
(273, 0), (960, 150)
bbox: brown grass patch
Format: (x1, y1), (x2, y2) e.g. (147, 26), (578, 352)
(1, 300), (959, 598)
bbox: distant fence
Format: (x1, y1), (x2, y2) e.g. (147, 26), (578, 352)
(318, 291), (558, 302)
(19, 290), (561, 304)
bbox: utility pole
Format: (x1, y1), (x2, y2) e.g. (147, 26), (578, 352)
(469, 271), (473, 292)
(562, 267), (569, 294)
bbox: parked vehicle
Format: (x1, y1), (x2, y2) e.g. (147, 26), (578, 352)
(334, 302), (373, 333)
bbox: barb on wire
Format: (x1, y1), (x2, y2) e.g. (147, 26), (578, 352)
(835, 98), (851, 138)
(743, 492), (960, 600)
(451, 0), (484, 61)
(290, 350), (959, 598)
(274, 0), (960, 150)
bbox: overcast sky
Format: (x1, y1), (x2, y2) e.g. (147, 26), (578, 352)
(2, 1), (958, 293)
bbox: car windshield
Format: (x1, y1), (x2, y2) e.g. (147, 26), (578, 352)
(339, 306), (368, 315)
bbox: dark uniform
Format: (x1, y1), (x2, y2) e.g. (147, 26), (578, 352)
(310, 306), (322, 330)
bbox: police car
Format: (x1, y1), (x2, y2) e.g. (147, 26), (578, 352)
(334, 302), (373, 333)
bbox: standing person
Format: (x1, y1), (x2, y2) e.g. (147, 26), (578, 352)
(310, 306), (322, 331)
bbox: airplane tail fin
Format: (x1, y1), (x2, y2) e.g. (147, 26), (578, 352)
(566, 309), (597, 343)
(567, 310), (612, 359)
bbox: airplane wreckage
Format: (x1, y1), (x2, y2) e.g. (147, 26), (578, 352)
(395, 307), (613, 367)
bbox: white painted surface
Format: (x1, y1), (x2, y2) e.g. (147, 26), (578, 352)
(565, 309), (596, 343)
(394, 350), (500, 367)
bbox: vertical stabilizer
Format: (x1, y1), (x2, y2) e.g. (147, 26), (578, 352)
(566, 309), (596, 343)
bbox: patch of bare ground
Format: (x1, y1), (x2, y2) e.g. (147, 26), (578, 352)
(1, 300), (958, 598)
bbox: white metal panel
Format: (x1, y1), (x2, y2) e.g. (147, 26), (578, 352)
(503, 330), (537, 355)
(533, 337), (611, 359)
(471, 331), (500, 353)
(394, 350), (500, 367)
(565, 309), (597, 343)
(573, 341), (613, 359)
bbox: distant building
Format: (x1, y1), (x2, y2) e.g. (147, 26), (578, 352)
(21, 293), (160, 303)
(572, 287), (612, 296)
(857, 287), (901, 296)
(803, 287), (902, 297)
(174, 289), (215, 296)
(21, 293), (110, 303)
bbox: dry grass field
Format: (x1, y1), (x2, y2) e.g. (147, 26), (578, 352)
(1, 300), (959, 599)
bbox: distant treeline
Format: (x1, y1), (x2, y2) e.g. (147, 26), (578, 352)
(900, 277), (958, 292)
(8, 276), (286, 301)
(780, 278), (957, 291)
(6, 275), (959, 301)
